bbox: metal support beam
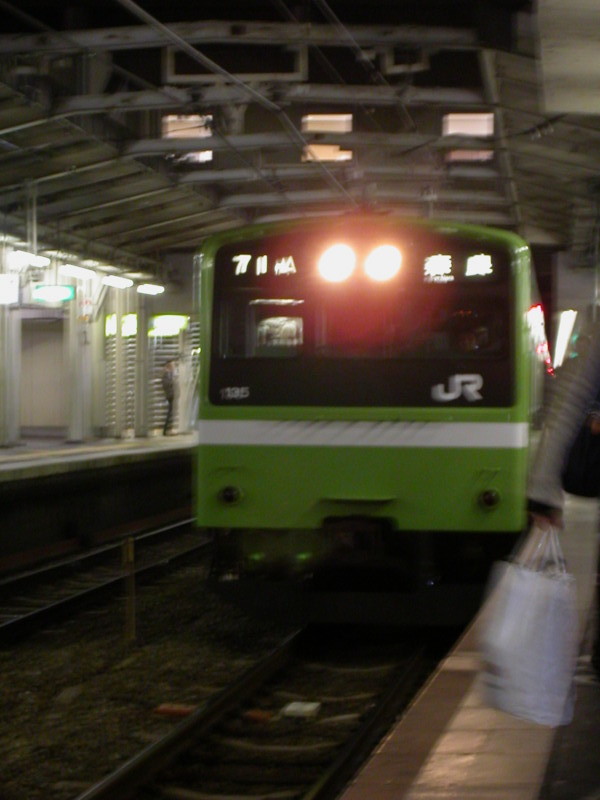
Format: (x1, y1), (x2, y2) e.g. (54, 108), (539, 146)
(48, 84), (486, 116)
(125, 131), (490, 157)
(479, 49), (522, 232)
(0, 20), (478, 55)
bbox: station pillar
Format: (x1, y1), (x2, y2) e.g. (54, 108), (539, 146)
(134, 292), (149, 437)
(0, 305), (21, 446)
(65, 287), (94, 442)
(113, 287), (126, 439)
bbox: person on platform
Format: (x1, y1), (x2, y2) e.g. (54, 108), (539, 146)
(527, 324), (600, 677)
(161, 360), (177, 436)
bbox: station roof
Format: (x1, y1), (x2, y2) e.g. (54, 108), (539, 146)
(0, 0), (598, 280)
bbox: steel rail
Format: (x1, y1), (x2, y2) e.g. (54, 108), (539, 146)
(74, 628), (433, 800)
(0, 518), (210, 644)
(74, 629), (303, 800)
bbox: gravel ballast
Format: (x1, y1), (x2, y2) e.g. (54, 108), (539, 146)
(0, 562), (292, 800)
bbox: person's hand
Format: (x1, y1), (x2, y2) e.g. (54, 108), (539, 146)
(529, 509), (563, 530)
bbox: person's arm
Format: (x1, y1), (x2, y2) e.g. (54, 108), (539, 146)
(527, 321), (600, 523)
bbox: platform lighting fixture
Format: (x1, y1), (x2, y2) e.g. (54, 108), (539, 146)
(125, 271), (150, 280)
(7, 250), (51, 270)
(122, 313), (137, 336)
(149, 315), (189, 336)
(137, 283), (165, 295)
(102, 275), (133, 289)
(94, 263), (120, 273)
(58, 264), (96, 281)
(0, 274), (19, 304)
(104, 313), (138, 337)
(105, 314), (117, 336)
(32, 284), (75, 303)
(553, 309), (577, 369)
(44, 250), (79, 259)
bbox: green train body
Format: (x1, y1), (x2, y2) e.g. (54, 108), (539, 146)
(196, 214), (546, 587)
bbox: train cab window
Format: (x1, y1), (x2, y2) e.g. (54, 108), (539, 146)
(456, 326), (489, 352)
(217, 291), (505, 360)
(209, 223), (515, 406)
(254, 315), (303, 356)
(218, 296), (304, 358)
(440, 306), (501, 356)
(314, 293), (397, 357)
(313, 294), (504, 359)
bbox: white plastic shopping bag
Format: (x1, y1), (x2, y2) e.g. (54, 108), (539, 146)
(478, 524), (578, 727)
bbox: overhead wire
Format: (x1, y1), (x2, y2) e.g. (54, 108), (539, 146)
(269, 0), (387, 134)
(0, 0), (319, 221)
(0, 0), (270, 260)
(111, 0), (358, 206)
(311, 0), (419, 133)
(306, 0), (583, 223)
(0, 0), (160, 93)
(1, 1), (592, 258)
(308, 0), (442, 212)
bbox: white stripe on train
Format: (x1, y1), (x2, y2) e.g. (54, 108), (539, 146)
(197, 420), (529, 448)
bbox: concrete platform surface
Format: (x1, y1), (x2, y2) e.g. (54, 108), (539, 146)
(339, 494), (600, 800)
(0, 431), (197, 480)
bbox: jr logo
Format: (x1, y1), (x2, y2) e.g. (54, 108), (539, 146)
(431, 374), (483, 402)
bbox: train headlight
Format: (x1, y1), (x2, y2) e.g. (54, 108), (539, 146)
(364, 245), (402, 281)
(317, 244), (356, 282)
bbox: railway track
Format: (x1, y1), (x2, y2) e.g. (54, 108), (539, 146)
(0, 519), (211, 644)
(74, 625), (442, 800)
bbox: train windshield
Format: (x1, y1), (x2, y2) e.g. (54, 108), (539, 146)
(209, 222), (515, 407)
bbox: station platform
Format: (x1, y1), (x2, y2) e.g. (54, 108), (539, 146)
(2, 433), (598, 797)
(0, 431), (197, 574)
(340, 494), (600, 800)
(0, 430), (198, 481)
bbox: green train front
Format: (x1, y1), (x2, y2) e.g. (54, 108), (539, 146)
(196, 214), (536, 588)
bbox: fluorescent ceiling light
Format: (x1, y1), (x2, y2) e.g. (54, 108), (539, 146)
(137, 283), (165, 295)
(94, 263), (120, 273)
(102, 275), (133, 289)
(44, 250), (79, 260)
(104, 313), (138, 337)
(59, 264), (96, 280)
(7, 250), (51, 270)
(124, 271), (148, 280)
